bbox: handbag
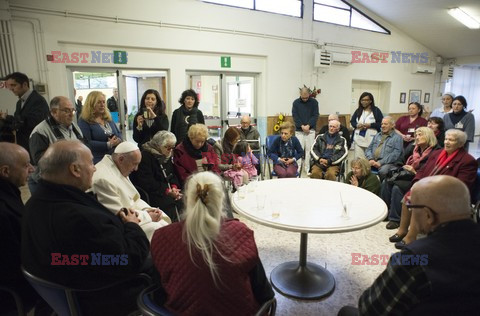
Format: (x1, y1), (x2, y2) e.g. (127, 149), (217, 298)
(386, 168), (414, 185)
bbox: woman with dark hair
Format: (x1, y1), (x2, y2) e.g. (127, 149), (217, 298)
(213, 126), (241, 173)
(170, 89), (205, 145)
(443, 95), (475, 150)
(150, 172), (274, 315)
(427, 116), (445, 147)
(133, 89), (168, 147)
(395, 102), (428, 147)
(350, 92), (384, 159)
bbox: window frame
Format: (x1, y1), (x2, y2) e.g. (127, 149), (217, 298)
(313, 0), (390, 35)
(201, 0), (304, 19)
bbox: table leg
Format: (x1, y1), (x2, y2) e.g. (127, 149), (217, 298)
(270, 233), (335, 300)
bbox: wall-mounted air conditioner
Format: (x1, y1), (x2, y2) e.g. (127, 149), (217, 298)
(411, 64), (435, 74)
(314, 50), (332, 68)
(440, 65), (454, 82)
(332, 52), (352, 65)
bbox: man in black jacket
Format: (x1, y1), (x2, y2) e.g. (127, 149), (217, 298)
(0, 142), (38, 313)
(5, 72), (49, 156)
(22, 140), (152, 315)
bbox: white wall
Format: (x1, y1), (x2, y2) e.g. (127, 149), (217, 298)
(6, 0), (440, 120)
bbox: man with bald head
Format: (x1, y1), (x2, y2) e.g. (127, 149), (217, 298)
(318, 113), (351, 149)
(310, 119), (348, 180)
(28, 95), (83, 193)
(239, 115), (260, 150)
(0, 142), (41, 313)
(92, 142), (170, 240)
(340, 175), (480, 315)
(22, 140), (152, 315)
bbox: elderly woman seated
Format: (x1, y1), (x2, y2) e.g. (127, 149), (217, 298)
(344, 157), (380, 195)
(130, 131), (183, 222)
(173, 123), (220, 187)
(267, 121), (304, 178)
(391, 129), (478, 249)
(382, 127), (440, 231)
(150, 172), (274, 315)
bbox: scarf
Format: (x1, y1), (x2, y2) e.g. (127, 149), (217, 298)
(280, 137), (295, 158)
(431, 148), (460, 175)
(449, 110), (467, 126)
(142, 141), (170, 164)
(406, 145), (433, 170)
(183, 136), (208, 159)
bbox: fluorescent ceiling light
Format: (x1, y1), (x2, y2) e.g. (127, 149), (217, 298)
(448, 7), (480, 29)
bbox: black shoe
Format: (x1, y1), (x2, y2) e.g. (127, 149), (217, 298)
(386, 221), (400, 230)
(394, 240), (406, 250)
(389, 233), (406, 243)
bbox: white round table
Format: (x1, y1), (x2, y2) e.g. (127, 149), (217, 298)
(231, 178), (387, 300)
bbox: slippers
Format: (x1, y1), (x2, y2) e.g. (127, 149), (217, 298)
(389, 233), (407, 243)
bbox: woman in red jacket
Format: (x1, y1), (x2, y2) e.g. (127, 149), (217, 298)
(173, 123), (220, 187)
(150, 172), (274, 315)
(392, 129), (477, 249)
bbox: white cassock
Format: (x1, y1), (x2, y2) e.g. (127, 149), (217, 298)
(91, 155), (170, 240)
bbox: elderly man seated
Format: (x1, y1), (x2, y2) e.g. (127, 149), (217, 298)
(339, 175), (480, 315)
(318, 114), (351, 149)
(239, 115), (260, 150)
(365, 116), (403, 181)
(22, 140), (152, 315)
(310, 119), (348, 180)
(92, 142), (170, 241)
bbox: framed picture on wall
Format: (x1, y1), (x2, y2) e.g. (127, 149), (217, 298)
(400, 92), (406, 104)
(424, 93), (430, 103)
(409, 90), (422, 103)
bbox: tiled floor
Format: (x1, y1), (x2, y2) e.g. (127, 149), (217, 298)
(20, 134), (480, 316)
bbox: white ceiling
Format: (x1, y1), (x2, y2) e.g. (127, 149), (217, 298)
(351, 0), (480, 59)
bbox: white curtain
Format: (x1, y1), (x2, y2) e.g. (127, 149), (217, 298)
(450, 67), (480, 135)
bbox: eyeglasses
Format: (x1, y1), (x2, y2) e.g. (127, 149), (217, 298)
(59, 108), (76, 114)
(407, 204), (437, 215)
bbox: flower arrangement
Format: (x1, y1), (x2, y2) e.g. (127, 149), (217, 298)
(273, 113), (286, 132)
(299, 85), (321, 98)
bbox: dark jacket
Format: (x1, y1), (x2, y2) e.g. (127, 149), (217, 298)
(345, 171), (381, 196)
(78, 118), (122, 163)
(405, 220), (480, 315)
(350, 105), (383, 132)
(170, 106), (205, 145)
(267, 136), (304, 164)
(239, 126), (261, 150)
(22, 180), (150, 315)
(319, 124), (351, 149)
(130, 147), (182, 221)
(132, 113), (169, 147)
(13, 90), (49, 156)
(292, 97), (319, 131)
(310, 132), (348, 166)
(151, 219), (274, 316)
(173, 141), (220, 187)
(412, 148), (477, 196)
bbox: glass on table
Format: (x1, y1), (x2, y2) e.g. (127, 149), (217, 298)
(237, 185), (246, 199)
(256, 194), (266, 211)
(247, 176), (259, 192)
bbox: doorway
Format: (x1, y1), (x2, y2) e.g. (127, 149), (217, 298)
(351, 80), (391, 115)
(187, 72), (257, 139)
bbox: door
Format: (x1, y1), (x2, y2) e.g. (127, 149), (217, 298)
(188, 73), (256, 139)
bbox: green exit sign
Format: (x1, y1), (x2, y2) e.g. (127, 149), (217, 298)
(113, 51), (128, 64)
(221, 56), (231, 68)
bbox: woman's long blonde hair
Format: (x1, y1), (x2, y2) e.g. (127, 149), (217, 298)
(80, 91), (112, 123)
(182, 171), (226, 285)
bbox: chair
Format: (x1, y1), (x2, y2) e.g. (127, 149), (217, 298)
(244, 138), (263, 180)
(336, 159), (348, 183)
(264, 135), (302, 179)
(0, 285), (26, 316)
(22, 267), (151, 316)
(137, 285), (277, 316)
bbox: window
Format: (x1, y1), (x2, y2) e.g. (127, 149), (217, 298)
(314, 0), (390, 34)
(74, 72), (116, 89)
(202, 0), (302, 18)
